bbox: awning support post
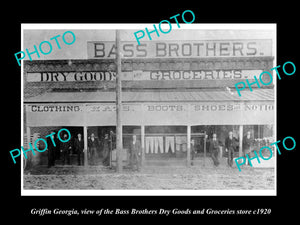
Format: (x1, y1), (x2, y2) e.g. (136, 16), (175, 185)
(141, 125), (145, 167)
(83, 126), (88, 167)
(116, 30), (123, 173)
(187, 125), (191, 167)
(239, 125), (243, 157)
(204, 131), (207, 167)
(24, 126), (31, 169)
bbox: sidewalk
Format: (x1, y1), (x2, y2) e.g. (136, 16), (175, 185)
(23, 161), (275, 190)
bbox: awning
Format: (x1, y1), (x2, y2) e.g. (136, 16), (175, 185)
(25, 88), (274, 103)
(24, 89), (274, 127)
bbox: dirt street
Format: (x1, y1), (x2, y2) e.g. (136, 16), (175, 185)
(23, 164), (274, 190)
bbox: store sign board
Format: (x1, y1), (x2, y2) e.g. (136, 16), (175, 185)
(87, 40), (272, 59)
(26, 70), (263, 82)
(26, 71), (116, 82)
(25, 102), (274, 126)
(26, 103), (274, 113)
(128, 70), (262, 81)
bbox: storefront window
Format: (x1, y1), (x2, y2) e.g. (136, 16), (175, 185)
(144, 126), (187, 159)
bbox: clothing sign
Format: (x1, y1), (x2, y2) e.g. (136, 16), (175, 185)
(25, 102), (274, 126)
(26, 103), (274, 113)
(87, 40), (272, 59)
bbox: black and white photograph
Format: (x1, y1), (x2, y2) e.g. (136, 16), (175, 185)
(3, 4), (299, 221)
(21, 24), (276, 195)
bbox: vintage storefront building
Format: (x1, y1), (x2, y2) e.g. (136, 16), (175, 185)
(23, 37), (275, 167)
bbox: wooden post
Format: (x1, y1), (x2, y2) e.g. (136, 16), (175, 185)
(239, 125), (243, 157)
(116, 30), (123, 173)
(25, 126), (31, 169)
(83, 126), (88, 167)
(187, 125), (191, 167)
(26, 126), (31, 149)
(204, 131), (207, 167)
(141, 125), (145, 166)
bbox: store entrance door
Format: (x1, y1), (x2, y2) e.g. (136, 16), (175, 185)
(191, 132), (207, 159)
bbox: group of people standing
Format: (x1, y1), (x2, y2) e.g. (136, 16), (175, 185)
(127, 131), (255, 170)
(46, 131), (112, 168)
(47, 132), (84, 167)
(46, 131), (72, 168)
(87, 133), (142, 170)
(87, 133), (111, 166)
(46, 129), (254, 169)
(191, 130), (254, 167)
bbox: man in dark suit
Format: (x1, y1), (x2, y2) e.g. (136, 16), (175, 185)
(243, 131), (253, 165)
(190, 138), (196, 166)
(47, 131), (56, 168)
(225, 131), (238, 167)
(209, 133), (222, 167)
(61, 132), (72, 165)
(54, 133), (61, 160)
(102, 133), (111, 166)
(88, 133), (100, 165)
(74, 133), (84, 166)
(129, 134), (141, 171)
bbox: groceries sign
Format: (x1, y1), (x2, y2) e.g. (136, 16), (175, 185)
(87, 40), (272, 59)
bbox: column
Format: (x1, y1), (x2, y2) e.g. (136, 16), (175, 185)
(26, 126), (31, 148)
(239, 125), (243, 157)
(187, 125), (191, 167)
(204, 131), (207, 167)
(141, 125), (145, 166)
(115, 30), (123, 173)
(83, 126), (88, 167)
(25, 126), (31, 169)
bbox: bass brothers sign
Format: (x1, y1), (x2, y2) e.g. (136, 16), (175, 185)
(87, 40), (272, 59)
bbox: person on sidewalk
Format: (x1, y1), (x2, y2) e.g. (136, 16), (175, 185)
(74, 133), (84, 166)
(47, 131), (56, 168)
(61, 133), (72, 165)
(129, 134), (141, 171)
(88, 133), (100, 165)
(243, 131), (254, 165)
(190, 139), (196, 166)
(54, 132), (61, 160)
(102, 133), (111, 167)
(225, 131), (238, 167)
(209, 133), (222, 167)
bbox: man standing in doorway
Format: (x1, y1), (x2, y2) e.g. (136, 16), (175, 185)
(102, 133), (111, 167)
(209, 133), (221, 167)
(88, 133), (100, 165)
(243, 131), (253, 165)
(74, 133), (84, 166)
(54, 132), (61, 160)
(61, 132), (72, 165)
(47, 131), (56, 168)
(225, 131), (238, 167)
(190, 138), (196, 166)
(129, 134), (141, 171)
